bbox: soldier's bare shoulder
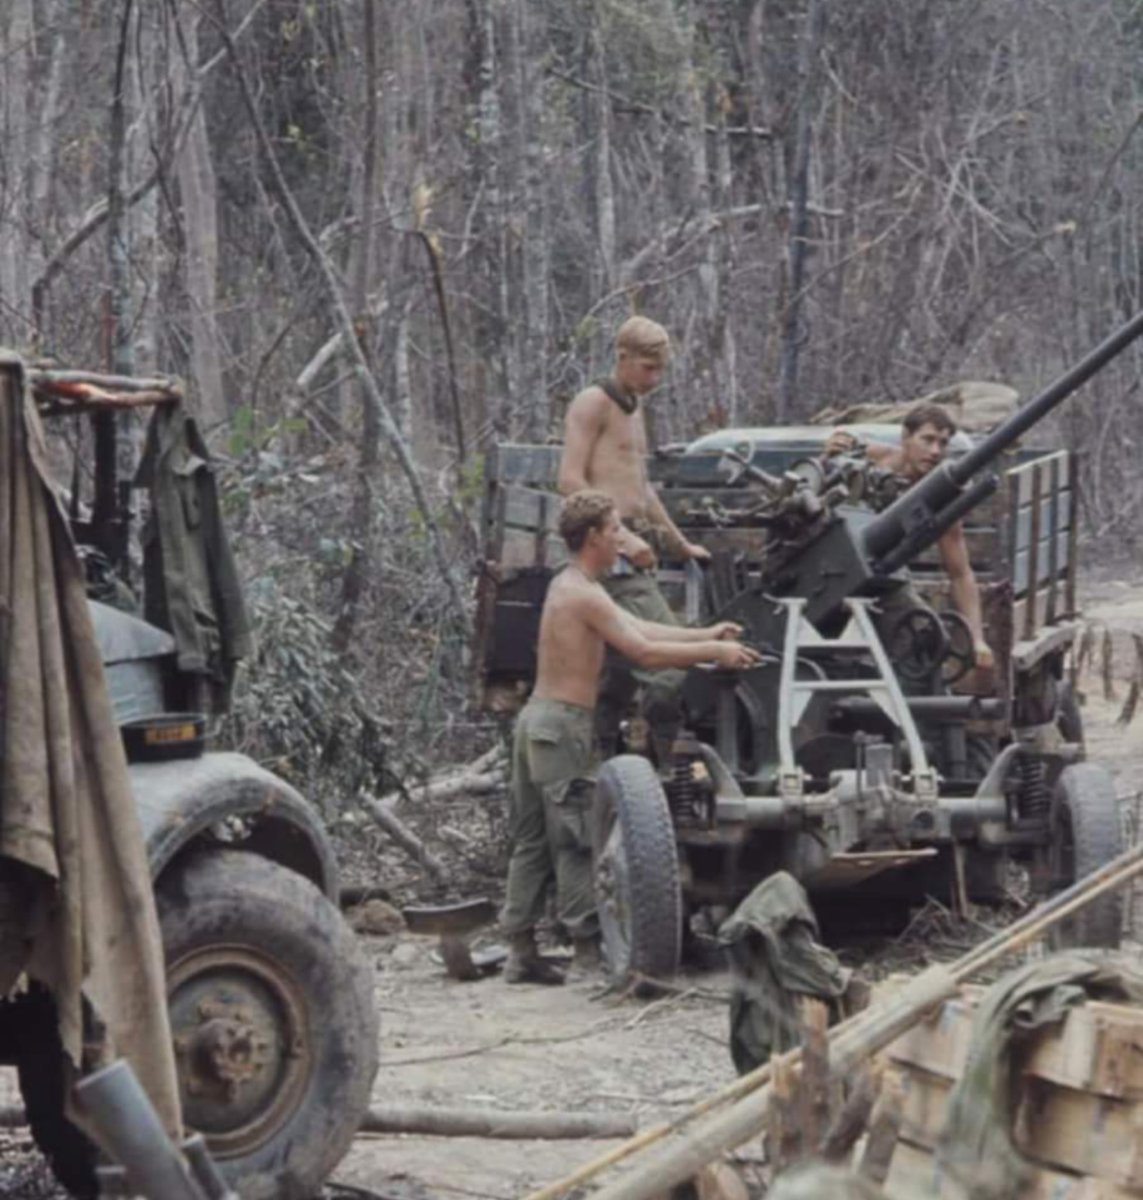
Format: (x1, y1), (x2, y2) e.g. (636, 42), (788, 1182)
(549, 567), (606, 611)
(568, 384), (612, 420)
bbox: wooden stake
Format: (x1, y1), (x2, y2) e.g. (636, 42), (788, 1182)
(765, 1053), (800, 1172)
(797, 998), (834, 1154)
(819, 1063), (882, 1163)
(857, 1067), (904, 1184)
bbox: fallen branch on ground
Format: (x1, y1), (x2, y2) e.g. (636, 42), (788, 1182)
(2, 1100), (636, 1141)
(357, 793), (448, 883)
(382, 745), (507, 809)
(359, 1105), (636, 1140)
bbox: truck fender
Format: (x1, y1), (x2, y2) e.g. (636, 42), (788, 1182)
(128, 751), (339, 900)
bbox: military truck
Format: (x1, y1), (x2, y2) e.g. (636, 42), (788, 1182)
(0, 356), (378, 1200)
(476, 313), (1143, 984)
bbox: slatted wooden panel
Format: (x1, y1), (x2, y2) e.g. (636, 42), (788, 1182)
(886, 986), (1143, 1194)
(889, 990), (1143, 1100)
(488, 484), (565, 570)
(1006, 450), (1076, 638)
(486, 443), (563, 487)
(887, 1138), (1142, 1200)
(484, 441), (1068, 584)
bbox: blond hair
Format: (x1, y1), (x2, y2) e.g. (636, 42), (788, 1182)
(559, 490), (616, 552)
(615, 316), (670, 364)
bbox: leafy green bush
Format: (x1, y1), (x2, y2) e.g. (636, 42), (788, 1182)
(217, 574), (391, 813)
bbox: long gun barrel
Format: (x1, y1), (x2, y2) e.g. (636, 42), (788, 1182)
(863, 309), (1143, 566)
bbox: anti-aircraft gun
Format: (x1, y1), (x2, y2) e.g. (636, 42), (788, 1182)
(476, 312), (1143, 986)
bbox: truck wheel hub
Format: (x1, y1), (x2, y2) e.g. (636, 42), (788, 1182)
(168, 945), (312, 1156)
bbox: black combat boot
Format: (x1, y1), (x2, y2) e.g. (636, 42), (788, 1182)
(504, 930), (565, 985)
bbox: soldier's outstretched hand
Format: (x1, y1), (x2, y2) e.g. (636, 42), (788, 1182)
(624, 533), (657, 569)
(824, 429), (861, 457)
(708, 621), (745, 641)
(713, 641), (762, 670)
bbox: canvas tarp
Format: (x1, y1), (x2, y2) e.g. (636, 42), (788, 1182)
(811, 380), (1021, 434)
(0, 351), (181, 1135)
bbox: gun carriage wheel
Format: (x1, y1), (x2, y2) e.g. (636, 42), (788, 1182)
(591, 756), (683, 988)
(1047, 763), (1123, 949)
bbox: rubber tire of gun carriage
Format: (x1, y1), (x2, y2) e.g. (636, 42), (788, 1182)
(1048, 763), (1123, 950)
(591, 755), (683, 991)
(156, 848), (379, 1200)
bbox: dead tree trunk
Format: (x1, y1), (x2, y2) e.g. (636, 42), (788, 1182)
(776, 0), (827, 421)
(332, 0), (382, 655)
(172, 8), (227, 427)
(93, 0), (136, 571)
(0, 0), (32, 344)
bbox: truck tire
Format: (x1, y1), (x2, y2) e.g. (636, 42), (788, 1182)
(157, 849), (379, 1200)
(1049, 763), (1123, 949)
(591, 755), (682, 988)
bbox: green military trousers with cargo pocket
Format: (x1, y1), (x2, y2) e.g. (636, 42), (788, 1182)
(598, 570), (687, 764)
(500, 698), (600, 941)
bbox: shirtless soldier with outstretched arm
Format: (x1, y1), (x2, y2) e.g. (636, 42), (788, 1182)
(501, 491), (760, 985)
(557, 316), (702, 764)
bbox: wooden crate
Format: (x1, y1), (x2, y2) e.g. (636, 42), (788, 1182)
(887, 1138), (1143, 1200)
(884, 986), (1143, 1193)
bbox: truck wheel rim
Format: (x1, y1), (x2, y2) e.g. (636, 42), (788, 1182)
(167, 944), (312, 1156)
(595, 821), (633, 976)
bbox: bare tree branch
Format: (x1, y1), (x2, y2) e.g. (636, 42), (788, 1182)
(207, 0), (469, 625)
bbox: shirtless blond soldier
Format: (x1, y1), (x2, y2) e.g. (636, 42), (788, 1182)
(825, 403), (993, 669)
(502, 491), (760, 985)
(558, 316), (704, 763)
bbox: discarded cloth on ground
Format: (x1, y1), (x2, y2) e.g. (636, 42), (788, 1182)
(719, 871), (851, 1074)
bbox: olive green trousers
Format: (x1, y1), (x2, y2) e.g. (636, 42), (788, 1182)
(500, 698), (599, 940)
(598, 571), (687, 761)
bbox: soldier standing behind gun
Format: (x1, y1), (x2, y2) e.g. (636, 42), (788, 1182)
(501, 490), (759, 985)
(557, 317), (708, 765)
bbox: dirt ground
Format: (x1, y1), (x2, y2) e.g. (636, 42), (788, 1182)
(6, 576), (1143, 1200)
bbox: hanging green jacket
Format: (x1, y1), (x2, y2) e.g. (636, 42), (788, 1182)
(135, 402), (252, 706)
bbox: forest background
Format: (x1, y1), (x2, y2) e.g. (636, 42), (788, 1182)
(2, 0), (1142, 812)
